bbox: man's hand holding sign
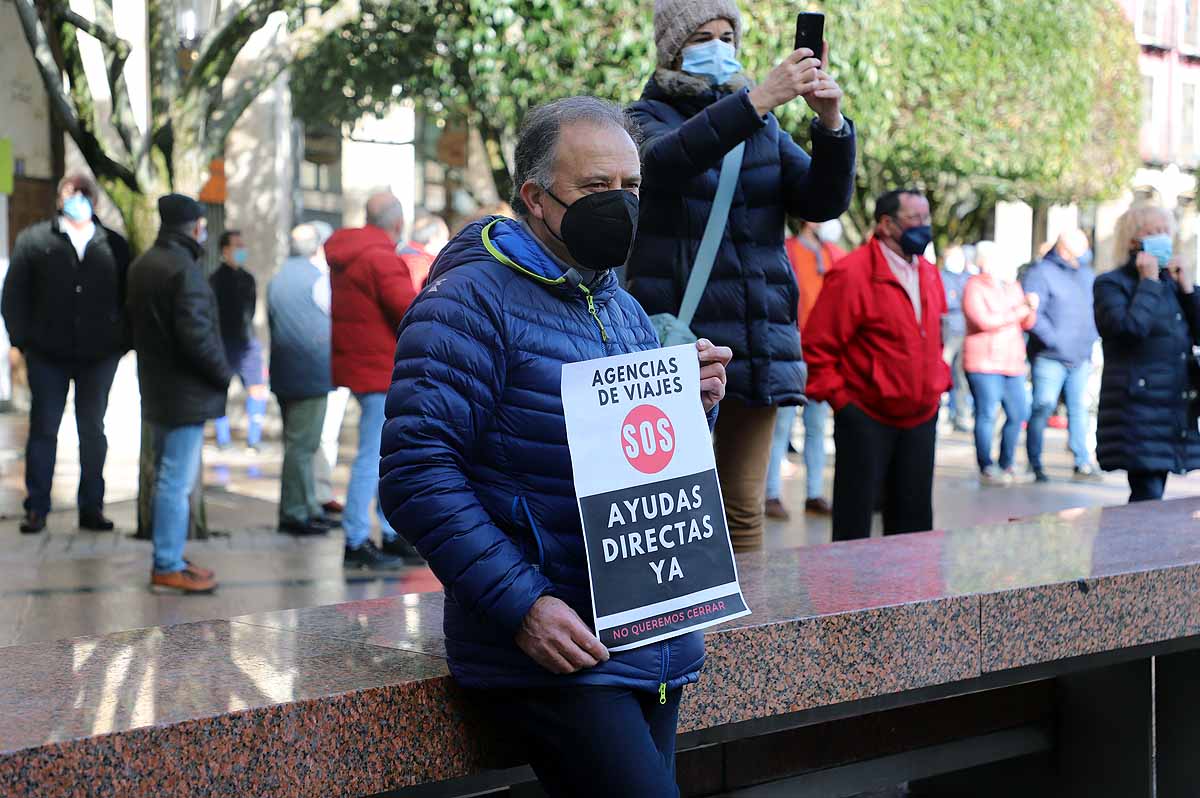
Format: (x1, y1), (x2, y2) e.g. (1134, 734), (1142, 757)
(518, 340), (733, 674)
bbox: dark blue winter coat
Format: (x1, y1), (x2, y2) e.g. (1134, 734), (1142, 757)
(1020, 251), (1099, 368)
(1094, 259), (1200, 474)
(625, 73), (857, 407)
(380, 217), (705, 692)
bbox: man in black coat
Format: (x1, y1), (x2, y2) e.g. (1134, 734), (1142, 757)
(2, 173), (130, 534)
(126, 194), (230, 593)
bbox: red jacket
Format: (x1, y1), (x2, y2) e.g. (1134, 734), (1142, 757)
(962, 274), (1036, 376)
(325, 225), (418, 394)
(804, 237), (951, 428)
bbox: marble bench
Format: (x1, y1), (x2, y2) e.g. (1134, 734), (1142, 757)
(4, 498), (1200, 797)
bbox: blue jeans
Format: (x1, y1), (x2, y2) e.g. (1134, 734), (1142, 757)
(1027, 356), (1091, 470)
(966, 372), (1028, 471)
(151, 424), (205, 573)
(803, 400), (829, 498)
(344, 392), (396, 548)
(470, 686), (683, 798)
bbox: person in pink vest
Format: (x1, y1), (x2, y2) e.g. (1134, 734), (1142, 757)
(962, 241), (1039, 486)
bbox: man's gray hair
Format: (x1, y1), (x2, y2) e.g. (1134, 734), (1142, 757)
(291, 223), (321, 258)
(510, 96), (641, 216)
(365, 191), (405, 231)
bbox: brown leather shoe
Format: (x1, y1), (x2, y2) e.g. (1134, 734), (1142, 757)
(322, 500), (344, 514)
(151, 566), (217, 594)
(805, 497), (833, 515)
(183, 560), (215, 580)
(764, 498), (790, 520)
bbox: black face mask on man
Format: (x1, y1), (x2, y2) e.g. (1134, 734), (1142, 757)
(888, 216), (933, 257)
(544, 189), (639, 271)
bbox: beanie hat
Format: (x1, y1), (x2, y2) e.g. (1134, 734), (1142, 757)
(158, 193), (204, 226)
(654, 0), (743, 70)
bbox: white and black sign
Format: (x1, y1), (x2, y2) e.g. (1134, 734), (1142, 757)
(561, 344), (750, 651)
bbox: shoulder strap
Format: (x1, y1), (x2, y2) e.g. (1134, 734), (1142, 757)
(676, 142), (745, 330)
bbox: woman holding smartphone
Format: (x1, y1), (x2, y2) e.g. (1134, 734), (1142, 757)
(626, 0), (856, 551)
(1094, 205), (1200, 502)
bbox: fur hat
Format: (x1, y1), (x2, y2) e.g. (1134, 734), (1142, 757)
(653, 0), (743, 70)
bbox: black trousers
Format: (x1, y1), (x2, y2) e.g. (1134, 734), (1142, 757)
(832, 404), (937, 541)
(468, 685), (683, 798)
(1128, 470), (1168, 503)
(24, 352), (121, 515)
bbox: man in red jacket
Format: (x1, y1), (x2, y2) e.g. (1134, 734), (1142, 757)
(325, 191), (423, 570)
(804, 189), (951, 541)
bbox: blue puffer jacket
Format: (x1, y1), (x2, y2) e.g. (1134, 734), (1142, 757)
(380, 217), (705, 692)
(625, 73), (857, 406)
(1020, 251), (1099, 367)
(1094, 260), (1200, 474)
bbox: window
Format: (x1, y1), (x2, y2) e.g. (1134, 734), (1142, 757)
(1139, 0), (1160, 40)
(1186, 0), (1200, 50)
(1143, 75), (1156, 132)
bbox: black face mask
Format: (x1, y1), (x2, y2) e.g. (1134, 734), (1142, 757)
(545, 189), (639, 271)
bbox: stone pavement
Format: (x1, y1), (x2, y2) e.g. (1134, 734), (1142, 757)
(1, 359), (1196, 648)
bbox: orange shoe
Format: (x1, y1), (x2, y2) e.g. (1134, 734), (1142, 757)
(183, 560), (215, 580)
(151, 565), (217, 593)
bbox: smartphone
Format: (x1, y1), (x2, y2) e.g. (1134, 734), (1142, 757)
(794, 11), (825, 61)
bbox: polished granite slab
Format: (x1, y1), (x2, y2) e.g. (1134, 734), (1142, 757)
(4, 498), (1200, 796)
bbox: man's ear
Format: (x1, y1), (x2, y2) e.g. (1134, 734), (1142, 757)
(520, 181), (546, 222)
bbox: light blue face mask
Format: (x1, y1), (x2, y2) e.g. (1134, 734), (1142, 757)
(1141, 233), (1173, 267)
(680, 39), (743, 86)
(233, 248), (248, 266)
(62, 194), (92, 222)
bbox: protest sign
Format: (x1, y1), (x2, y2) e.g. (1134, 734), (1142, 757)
(561, 343), (750, 651)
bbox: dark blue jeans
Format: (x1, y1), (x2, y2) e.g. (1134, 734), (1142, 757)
(966, 372), (1029, 471)
(24, 352), (120, 515)
(470, 685), (683, 797)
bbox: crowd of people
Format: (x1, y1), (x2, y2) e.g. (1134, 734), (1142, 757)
(3, 0), (1198, 793)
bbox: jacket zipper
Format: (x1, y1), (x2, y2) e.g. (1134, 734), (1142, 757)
(512, 495), (546, 568)
(658, 641), (670, 704)
(578, 284), (609, 343)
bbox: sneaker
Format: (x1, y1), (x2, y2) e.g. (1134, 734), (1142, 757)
(344, 540), (405, 571)
(381, 536), (425, 564)
(151, 565), (217, 594)
(79, 511), (115, 532)
(804, 497), (833, 515)
(1073, 463), (1103, 482)
(764, 498), (790, 520)
(278, 519), (329, 537)
(20, 511), (46, 535)
(1005, 467), (1034, 485)
(322, 500), (345, 515)
(979, 465), (1012, 487)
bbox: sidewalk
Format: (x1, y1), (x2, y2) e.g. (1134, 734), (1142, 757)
(1, 374), (1195, 647)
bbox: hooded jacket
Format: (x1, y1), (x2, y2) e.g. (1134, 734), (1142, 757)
(625, 70), (856, 406)
(325, 225), (418, 394)
(1094, 259), (1200, 474)
(380, 217), (705, 692)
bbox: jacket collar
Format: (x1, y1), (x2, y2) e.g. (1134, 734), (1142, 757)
(868, 236), (932, 282)
(483, 217), (618, 307)
(1043, 250), (1078, 272)
(642, 70), (755, 115)
(155, 229), (204, 261)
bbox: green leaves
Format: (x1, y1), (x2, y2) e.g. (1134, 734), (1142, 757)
(291, 0), (1139, 246)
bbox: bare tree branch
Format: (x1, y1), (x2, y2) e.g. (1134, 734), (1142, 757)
(55, 3), (138, 158)
(204, 0), (361, 157)
(186, 0), (282, 98)
(13, 0), (137, 186)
